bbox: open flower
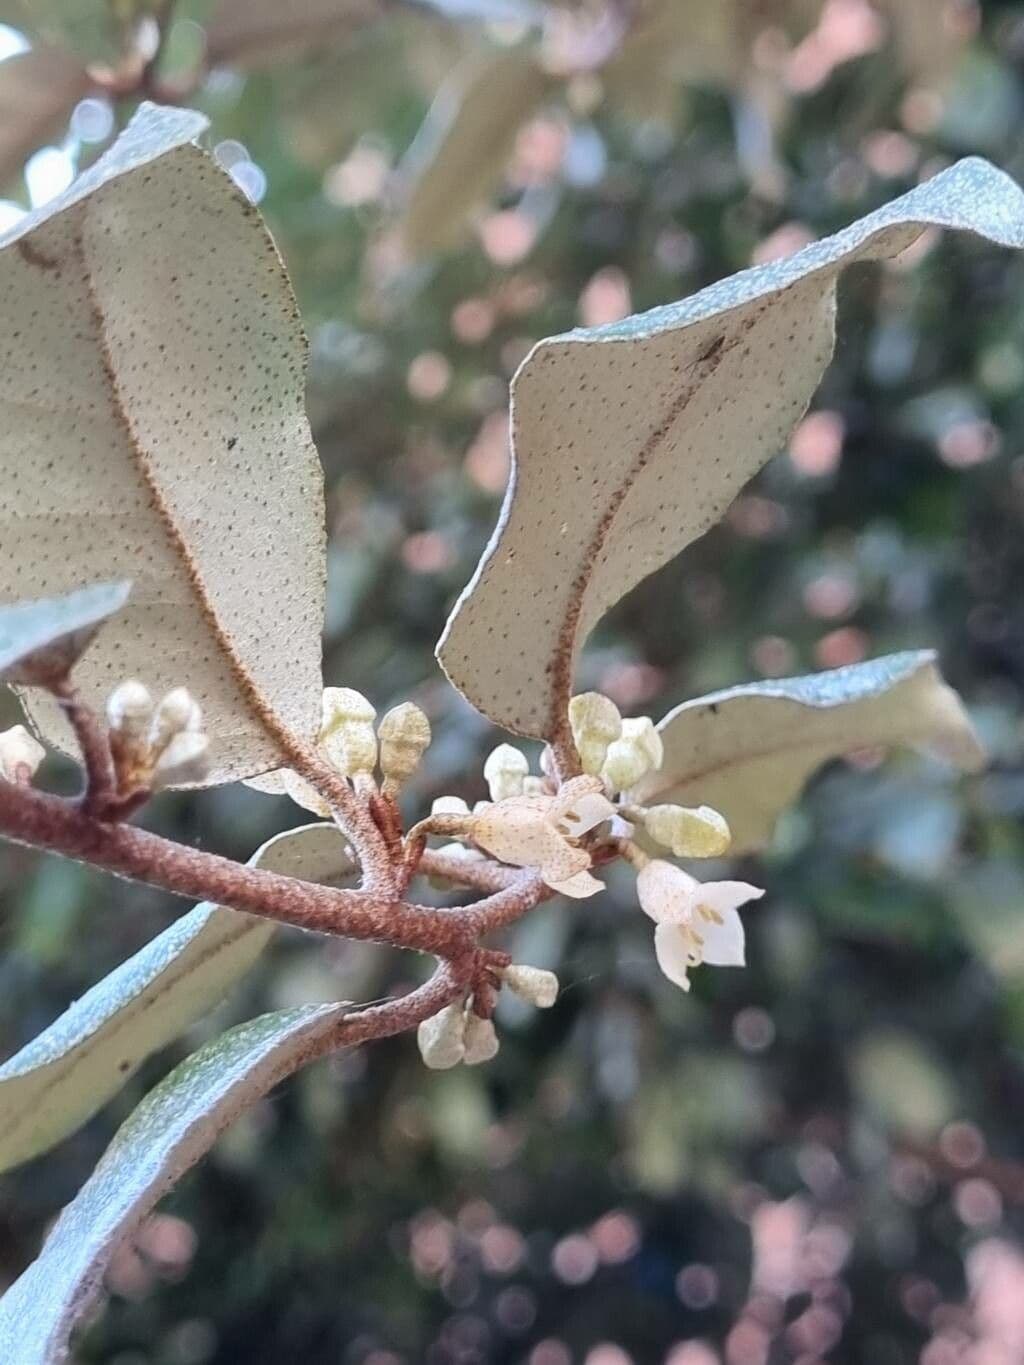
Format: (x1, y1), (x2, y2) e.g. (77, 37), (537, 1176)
(637, 860), (763, 990)
(471, 774), (614, 897)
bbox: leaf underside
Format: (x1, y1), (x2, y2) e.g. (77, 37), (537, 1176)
(631, 651), (985, 854)
(0, 1003), (350, 1365)
(0, 822), (356, 1172)
(0, 102), (326, 784)
(436, 157), (1024, 740)
(395, 46), (551, 256)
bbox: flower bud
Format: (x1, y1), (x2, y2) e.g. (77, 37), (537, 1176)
(149, 687), (202, 755)
(502, 964), (559, 1009)
(569, 692), (623, 775)
(152, 731), (211, 788)
(417, 1003), (466, 1069)
(377, 702), (431, 790)
(0, 725), (45, 784)
(432, 795), (470, 816)
(522, 775), (546, 797)
(643, 803), (731, 858)
(602, 715), (663, 791)
(483, 744), (529, 802)
(320, 687), (377, 777)
(463, 1013), (499, 1065)
(106, 680), (154, 741)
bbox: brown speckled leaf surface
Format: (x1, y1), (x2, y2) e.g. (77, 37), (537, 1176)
(437, 158), (1024, 740)
(0, 103), (326, 784)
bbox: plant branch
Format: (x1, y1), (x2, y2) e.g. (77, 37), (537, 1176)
(268, 738), (398, 898)
(0, 779), (467, 953)
(417, 848), (522, 894)
(0, 779), (548, 954)
(52, 679), (118, 818)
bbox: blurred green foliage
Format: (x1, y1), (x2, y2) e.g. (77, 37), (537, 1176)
(3, 1), (1024, 1362)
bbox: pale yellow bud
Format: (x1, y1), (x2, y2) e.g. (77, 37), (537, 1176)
(483, 744), (529, 802)
(432, 795), (470, 816)
(463, 1013), (499, 1065)
(643, 804), (731, 858)
(502, 964), (559, 1009)
(602, 716), (663, 791)
(569, 692), (622, 775)
(522, 775), (546, 796)
(152, 731), (211, 788)
(320, 687), (377, 777)
(621, 716), (663, 768)
(105, 680), (154, 741)
(377, 702), (431, 788)
(417, 1003), (466, 1069)
(0, 724), (45, 784)
(149, 688), (202, 754)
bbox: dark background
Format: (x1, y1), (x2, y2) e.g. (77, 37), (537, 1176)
(2, 2), (1024, 1361)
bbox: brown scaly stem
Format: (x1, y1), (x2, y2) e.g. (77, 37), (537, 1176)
(51, 678), (118, 819)
(273, 741), (398, 897)
(0, 779), (549, 955)
(416, 848), (522, 894)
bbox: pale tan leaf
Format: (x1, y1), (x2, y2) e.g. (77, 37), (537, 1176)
(437, 158), (1024, 739)
(395, 46), (552, 256)
(0, 102), (326, 784)
(0, 1003), (351, 1364)
(0, 46), (91, 188)
(631, 652), (985, 854)
(0, 822), (355, 1172)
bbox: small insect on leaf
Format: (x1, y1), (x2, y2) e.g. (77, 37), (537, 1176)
(0, 580), (132, 686)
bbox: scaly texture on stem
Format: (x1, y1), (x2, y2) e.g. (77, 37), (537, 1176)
(417, 848), (522, 894)
(52, 680), (118, 818)
(0, 780), (549, 956)
(275, 739), (397, 898)
(0, 780), (464, 953)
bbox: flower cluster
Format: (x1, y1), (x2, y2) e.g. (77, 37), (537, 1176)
(106, 682), (211, 789)
(417, 965), (559, 1069)
(248, 687), (432, 814)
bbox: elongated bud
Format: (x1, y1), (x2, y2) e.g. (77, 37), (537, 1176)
(502, 964), (559, 1009)
(0, 725), (45, 784)
(569, 692), (623, 775)
(149, 687), (202, 755)
(378, 702), (431, 791)
(483, 744), (529, 802)
(602, 715), (663, 792)
(152, 730), (211, 788)
(463, 1013), (499, 1065)
(417, 1003), (466, 1069)
(320, 687), (377, 777)
(643, 803), (731, 858)
(106, 680), (154, 741)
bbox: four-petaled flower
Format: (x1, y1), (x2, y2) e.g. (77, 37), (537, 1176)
(636, 859), (764, 991)
(471, 775), (615, 897)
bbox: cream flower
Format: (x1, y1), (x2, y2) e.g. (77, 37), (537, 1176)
(637, 860), (763, 991)
(471, 774), (614, 898)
